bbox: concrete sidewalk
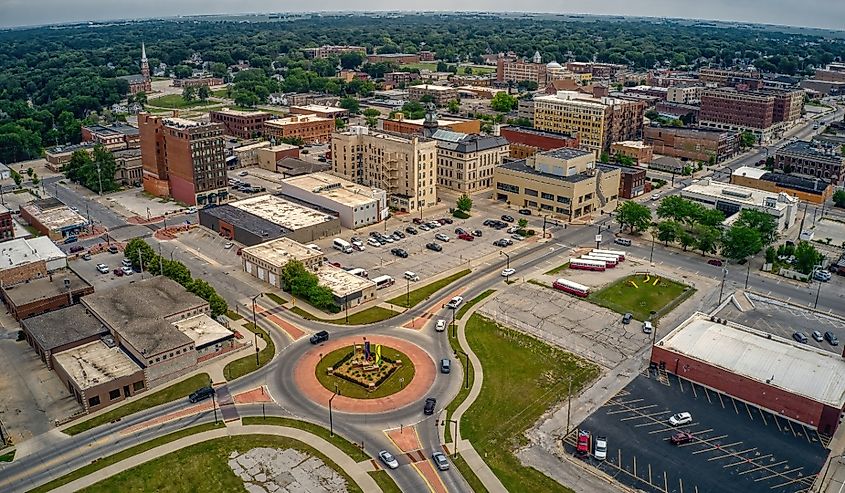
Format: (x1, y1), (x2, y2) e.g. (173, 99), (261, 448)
(51, 423), (382, 493)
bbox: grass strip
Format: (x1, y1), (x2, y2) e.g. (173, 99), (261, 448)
(368, 470), (402, 493)
(453, 453), (489, 493)
(29, 422), (223, 493)
(223, 323), (275, 381)
(0, 449), (15, 462)
(456, 289), (495, 320)
(289, 305), (399, 325)
(387, 269), (471, 308)
(544, 262), (570, 275)
(241, 416), (369, 462)
(444, 328), (475, 443)
(63, 373), (211, 436)
(226, 310), (243, 320)
(265, 293), (286, 305)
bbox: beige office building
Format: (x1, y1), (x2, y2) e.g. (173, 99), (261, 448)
(533, 91), (644, 154)
(431, 129), (509, 193)
(493, 148), (620, 221)
(241, 237), (325, 289)
(331, 127), (437, 213)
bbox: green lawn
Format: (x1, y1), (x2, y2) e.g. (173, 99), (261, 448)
(444, 324), (474, 443)
(78, 434), (363, 493)
(368, 470), (402, 493)
(456, 289), (495, 320)
(544, 262), (570, 275)
(387, 269), (471, 308)
(589, 274), (694, 321)
(223, 323), (275, 381)
(315, 346), (415, 399)
(0, 449), (15, 462)
(226, 310), (243, 320)
(147, 94), (216, 109)
(241, 416), (369, 461)
(462, 314), (600, 493)
(453, 453), (489, 493)
(265, 292), (287, 305)
(211, 88), (230, 98)
(289, 305), (398, 325)
(29, 422), (223, 493)
(63, 373), (211, 436)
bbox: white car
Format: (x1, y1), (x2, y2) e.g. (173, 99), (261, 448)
(121, 265), (133, 276)
(350, 238), (364, 249)
(507, 226), (519, 234)
(435, 319), (446, 332)
(435, 233), (450, 242)
(367, 238), (380, 247)
(651, 193), (662, 201)
(593, 436), (608, 460)
(186, 207), (197, 214)
(642, 321), (653, 334)
(96, 263), (109, 274)
(501, 268), (516, 277)
(668, 412), (692, 426)
(378, 450), (399, 469)
(224, 242), (234, 249)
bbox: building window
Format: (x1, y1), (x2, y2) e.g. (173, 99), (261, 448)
(496, 182), (519, 193)
(525, 188), (538, 197)
(109, 389), (121, 400)
(133, 381), (145, 392)
(88, 396), (100, 407)
(541, 192), (554, 200)
(557, 196), (571, 204)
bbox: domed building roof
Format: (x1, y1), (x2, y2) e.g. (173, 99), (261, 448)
(546, 61), (563, 69)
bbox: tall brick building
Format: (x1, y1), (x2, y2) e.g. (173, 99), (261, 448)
(210, 108), (272, 139)
(698, 87), (802, 143)
(139, 114), (228, 206)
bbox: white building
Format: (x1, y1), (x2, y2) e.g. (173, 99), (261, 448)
(680, 178), (798, 230)
(279, 172), (388, 229)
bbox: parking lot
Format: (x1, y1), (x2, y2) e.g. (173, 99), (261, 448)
(69, 251), (138, 290)
(718, 292), (845, 355)
(567, 373), (828, 493)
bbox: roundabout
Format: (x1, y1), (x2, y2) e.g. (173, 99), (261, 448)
(295, 335), (436, 414)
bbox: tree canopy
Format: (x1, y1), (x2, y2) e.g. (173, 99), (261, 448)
(616, 201), (652, 233)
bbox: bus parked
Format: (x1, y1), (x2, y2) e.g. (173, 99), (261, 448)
(371, 275), (395, 289)
(591, 249), (626, 261)
(552, 278), (591, 297)
(581, 255), (617, 268)
(333, 238), (353, 254)
(569, 257), (606, 272)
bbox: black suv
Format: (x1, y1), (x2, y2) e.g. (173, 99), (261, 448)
(393, 230), (406, 239)
(391, 248), (409, 258)
(424, 397), (437, 415)
(426, 242), (442, 252)
(310, 330), (329, 344)
(188, 386), (215, 403)
(518, 208), (532, 215)
(405, 226), (418, 235)
(501, 215), (514, 222)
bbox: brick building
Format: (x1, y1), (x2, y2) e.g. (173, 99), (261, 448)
(610, 141), (653, 164)
(0, 205), (14, 243)
(698, 87), (802, 142)
(431, 130), (510, 193)
(118, 43), (151, 95)
(367, 53), (420, 64)
(289, 105), (349, 121)
(643, 126), (739, 163)
(381, 115), (481, 137)
(81, 124), (140, 150)
(698, 68), (763, 89)
(256, 144), (302, 173)
(731, 166), (834, 204)
(20, 198), (88, 241)
(775, 141), (845, 185)
(408, 85), (458, 106)
(139, 114), (229, 206)
(263, 114), (333, 144)
(496, 53), (549, 86)
(171, 77), (224, 88)
(0, 237), (67, 292)
(44, 143), (96, 172)
(602, 163), (647, 199)
(2, 269), (93, 321)
(112, 148), (143, 186)
(384, 72), (420, 87)
(302, 45), (366, 59)
(499, 126), (580, 160)
(210, 108), (273, 139)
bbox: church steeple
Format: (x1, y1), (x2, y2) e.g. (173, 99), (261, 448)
(140, 42), (150, 80)
(141, 42), (147, 62)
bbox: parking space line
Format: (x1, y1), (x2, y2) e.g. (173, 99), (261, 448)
(732, 397), (740, 415)
(707, 447), (757, 462)
(718, 392), (725, 409)
(679, 477), (684, 493)
(633, 455), (636, 478)
(802, 425), (813, 444)
(678, 377), (685, 393)
(648, 463), (652, 485)
(608, 404), (656, 415)
(620, 409), (664, 421)
(691, 382), (698, 398)
(738, 459), (787, 476)
(787, 419), (799, 438)
(694, 441), (743, 455)
(664, 471), (669, 492)
(745, 403), (754, 420)
(724, 453), (772, 468)
(758, 408), (768, 426)
(772, 414), (784, 433)
(754, 466), (803, 482)
(607, 398), (643, 407)
(769, 475), (815, 490)
(704, 387), (712, 404)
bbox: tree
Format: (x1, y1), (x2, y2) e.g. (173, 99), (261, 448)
(182, 86), (197, 103)
(694, 224), (721, 255)
(518, 218), (528, 229)
(833, 190), (845, 208)
(655, 221), (681, 246)
(31, 172), (39, 186)
(197, 85), (211, 102)
(456, 194), (473, 212)
(696, 208), (726, 228)
(678, 230), (695, 252)
(233, 90), (259, 108)
(656, 195), (697, 223)
(135, 92), (148, 107)
(447, 99), (460, 114)
(340, 52), (365, 69)
(739, 131), (756, 149)
(339, 96), (360, 115)
(436, 61), (449, 72)
(616, 201), (652, 233)
(722, 225), (763, 261)
(735, 209), (778, 245)
(335, 118), (346, 130)
(11, 170), (22, 188)
(25, 167), (33, 178)
(491, 92), (518, 112)
(173, 65), (193, 79)
(765, 246), (777, 264)
(794, 241), (823, 275)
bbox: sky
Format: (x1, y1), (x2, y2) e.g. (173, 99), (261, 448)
(1, 0), (843, 31)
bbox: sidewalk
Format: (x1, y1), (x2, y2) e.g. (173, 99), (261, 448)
(51, 423), (382, 493)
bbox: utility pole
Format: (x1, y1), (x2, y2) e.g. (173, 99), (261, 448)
(542, 215), (547, 238)
(566, 376), (573, 436)
(96, 161), (103, 196)
(719, 267), (728, 303)
(451, 307), (457, 338)
(329, 384), (339, 437)
(650, 234), (656, 263)
(744, 259), (751, 289)
(252, 293), (263, 366)
(814, 280), (822, 309)
(211, 389), (218, 424)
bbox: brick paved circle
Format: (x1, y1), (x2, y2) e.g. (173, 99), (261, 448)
(294, 335), (436, 414)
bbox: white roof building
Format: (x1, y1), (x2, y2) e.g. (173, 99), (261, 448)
(279, 172), (387, 229)
(680, 178), (798, 230)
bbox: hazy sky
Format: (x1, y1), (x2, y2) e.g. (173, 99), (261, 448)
(1, 0), (843, 31)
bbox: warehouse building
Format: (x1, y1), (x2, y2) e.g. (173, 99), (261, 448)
(731, 166), (834, 204)
(19, 198), (88, 241)
(651, 312), (845, 434)
(0, 237), (67, 286)
(199, 195), (340, 246)
(1, 269), (93, 321)
(279, 172), (387, 229)
(680, 178), (798, 230)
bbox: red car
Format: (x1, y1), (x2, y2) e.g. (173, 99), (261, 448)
(412, 218), (423, 225)
(113, 268), (124, 277)
(458, 233), (474, 241)
(707, 259), (723, 266)
(576, 430), (590, 457)
(670, 431), (694, 445)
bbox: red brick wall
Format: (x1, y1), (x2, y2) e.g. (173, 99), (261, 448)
(651, 346), (839, 432)
(500, 127), (580, 153)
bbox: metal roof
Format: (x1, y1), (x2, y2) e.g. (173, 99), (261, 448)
(658, 312), (845, 408)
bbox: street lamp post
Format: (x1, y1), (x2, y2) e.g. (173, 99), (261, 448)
(446, 419), (459, 458)
(649, 233), (656, 263)
(211, 388), (218, 424)
(718, 267), (728, 303)
(814, 279), (822, 309)
(345, 294), (349, 324)
(450, 307), (457, 338)
(406, 278), (410, 308)
(329, 384), (339, 437)
(251, 293), (263, 366)
(744, 259), (751, 289)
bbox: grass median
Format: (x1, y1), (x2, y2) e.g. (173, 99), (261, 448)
(241, 416), (369, 462)
(368, 470), (402, 493)
(223, 323), (275, 381)
(30, 422), (223, 493)
(387, 269), (471, 309)
(589, 274), (693, 321)
(77, 434), (363, 493)
(265, 292), (286, 305)
(444, 328), (474, 444)
(462, 314), (600, 493)
(289, 305), (398, 325)
(62, 373), (211, 436)
(456, 289), (495, 320)
(453, 453), (489, 493)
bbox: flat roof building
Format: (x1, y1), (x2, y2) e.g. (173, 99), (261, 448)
(408, 84), (458, 106)
(644, 125), (739, 163)
(775, 140), (845, 185)
(731, 166), (834, 204)
(499, 126), (580, 160)
(256, 144), (301, 173)
(242, 237), (325, 288)
(1, 269), (94, 321)
(680, 178), (798, 230)
(0, 237), (67, 286)
(289, 105), (349, 120)
(210, 108), (273, 139)
(382, 115), (481, 137)
(172, 313), (236, 355)
(651, 312), (845, 433)
(279, 172), (388, 229)
(21, 304), (107, 370)
(263, 114), (333, 144)
(316, 264), (377, 309)
(19, 198), (88, 241)
(610, 140), (653, 164)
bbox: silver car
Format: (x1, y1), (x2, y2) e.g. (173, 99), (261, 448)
(431, 452), (450, 471)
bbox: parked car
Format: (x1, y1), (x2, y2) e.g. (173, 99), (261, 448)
(707, 259), (723, 266)
(113, 268), (124, 277)
(435, 233), (450, 242)
(108, 245), (119, 254)
(426, 242), (442, 252)
(412, 217), (423, 225)
(423, 397), (437, 415)
(427, 221), (440, 229)
(472, 229), (482, 237)
(642, 321), (653, 334)
(81, 253), (92, 261)
(501, 215), (515, 222)
(186, 207), (197, 214)
(69, 245), (85, 253)
(501, 268), (516, 277)
(310, 330), (329, 345)
(793, 331), (809, 344)
(455, 227), (466, 235)
(651, 192), (662, 201)
(435, 319), (446, 332)
(367, 238), (380, 247)
(458, 233), (474, 241)
(350, 237), (364, 249)
(440, 358), (451, 374)
(238, 171), (248, 177)
(812, 330), (824, 342)
(576, 430), (590, 457)
(670, 431), (694, 445)
(518, 208), (532, 215)
(121, 265), (133, 276)
(825, 331), (839, 346)
(378, 450), (399, 469)
(405, 226), (418, 235)
(594, 436), (608, 461)
(188, 386), (215, 403)
(224, 242), (234, 249)
(815, 270), (832, 282)
(622, 313), (633, 324)
(390, 248), (408, 258)
(440, 218), (453, 224)
(493, 239), (508, 247)
(96, 263), (110, 274)
(431, 452), (450, 471)
(614, 238), (632, 246)
(511, 234), (525, 241)
(668, 412), (692, 426)
(419, 224), (431, 231)
(507, 226), (519, 234)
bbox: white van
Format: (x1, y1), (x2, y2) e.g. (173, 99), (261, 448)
(614, 238), (632, 247)
(332, 238), (353, 254)
(446, 296), (464, 309)
(305, 244), (322, 253)
(404, 271), (420, 282)
(347, 268), (369, 278)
